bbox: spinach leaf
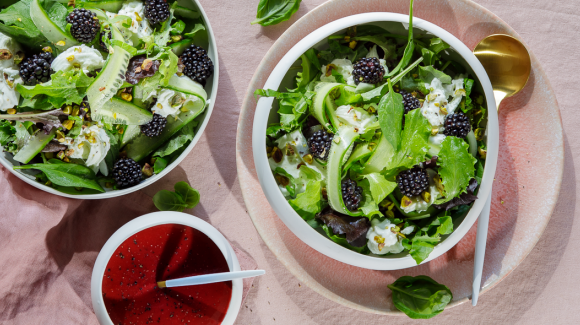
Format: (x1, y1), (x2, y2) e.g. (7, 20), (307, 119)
(0, 120), (15, 146)
(16, 70), (94, 108)
(13, 161), (104, 192)
(103, 129), (120, 171)
(418, 65), (451, 84)
(385, 108), (431, 172)
(378, 79), (404, 149)
(0, 0), (47, 49)
(386, 0), (415, 77)
(461, 78), (475, 113)
(153, 157), (168, 174)
(435, 137), (477, 204)
(153, 182), (200, 212)
(388, 275), (453, 319)
(251, 0), (302, 26)
(153, 120), (197, 157)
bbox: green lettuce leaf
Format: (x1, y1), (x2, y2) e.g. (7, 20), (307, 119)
(153, 120), (197, 158)
(418, 65), (451, 84)
(16, 70), (94, 108)
(362, 172), (397, 206)
(288, 180), (322, 220)
(385, 108), (431, 171)
(0, 0), (47, 49)
(435, 136), (477, 203)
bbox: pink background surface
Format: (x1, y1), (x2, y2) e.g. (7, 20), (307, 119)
(0, 0), (577, 324)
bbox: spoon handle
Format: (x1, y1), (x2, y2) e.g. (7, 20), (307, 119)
(159, 270), (266, 288)
(472, 193), (492, 306)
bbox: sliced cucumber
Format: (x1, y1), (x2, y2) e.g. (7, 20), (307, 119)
(13, 129), (56, 164)
(362, 134), (395, 174)
(326, 126), (362, 216)
(82, 0), (125, 12)
(121, 125), (141, 147)
(169, 39), (194, 56)
(324, 95), (341, 132)
(164, 74), (207, 103)
(97, 97), (153, 125)
(132, 85), (149, 109)
(466, 130), (477, 158)
(311, 83), (341, 132)
(30, 0), (79, 51)
(174, 5), (201, 19)
(124, 104), (205, 162)
(87, 24), (132, 119)
(343, 142), (372, 172)
(314, 157), (327, 166)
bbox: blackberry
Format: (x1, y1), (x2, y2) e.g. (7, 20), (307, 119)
(112, 158), (142, 188)
(352, 57), (385, 85)
(342, 179), (363, 211)
(144, 0), (170, 25)
(140, 113), (167, 137)
(397, 167), (429, 198)
(19, 52), (53, 85)
(66, 8), (99, 43)
(308, 130), (333, 160)
(443, 112), (471, 139)
(400, 90), (421, 115)
(99, 29), (112, 51)
(180, 45), (214, 86)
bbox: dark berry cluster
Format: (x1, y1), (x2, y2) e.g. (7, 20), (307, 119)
(19, 52), (53, 85)
(144, 0), (170, 25)
(352, 57), (385, 85)
(66, 9), (99, 43)
(397, 167), (429, 198)
(443, 112), (471, 139)
(307, 130), (333, 160)
(112, 158), (142, 188)
(342, 179), (363, 211)
(141, 113), (167, 137)
(180, 45), (214, 86)
(400, 90), (421, 115)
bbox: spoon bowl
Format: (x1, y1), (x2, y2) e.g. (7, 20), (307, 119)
(473, 34), (531, 104)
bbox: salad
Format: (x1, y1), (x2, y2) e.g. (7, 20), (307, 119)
(256, 1), (487, 264)
(0, 0), (213, 194)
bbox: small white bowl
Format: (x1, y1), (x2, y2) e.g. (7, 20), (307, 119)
(91, 212), (243, 325)
(252, 13), (499, 270)
(0, 0), (218, 199)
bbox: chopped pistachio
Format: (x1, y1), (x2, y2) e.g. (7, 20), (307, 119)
(479, 147), (487, 158)
(121, 93), (133, 102)
(271, 147), (283, 163)
(275, 174), (290, 186)
(374, 235), (385, 244)
(56, 130), (65, 139)
(439, 107), (448, 115)
(302, 154), (313, 164)
(434, 176), (445, 193)
(386, 210), (395, 218)
(321, 187), (328, 200)
(62, 119), (74, 130)
(141, 59), (153, 71)
(57, 151), (65, 160)
(6, 108), (16, 115)
(66, 55), (75, 62)
(142, 163), (154, 177)
(171, 35), (182, 42)
(0, 49), (12, 60)
(421, 191), (431, 202)
(72, 107), (80, 116)
(401, 196), (413, 208)
(42, 47), (53, 53)
(427, 93), (438, 101)
(65, 149), (74, 156)
(135, 11), (142, 22)
(349, 40), (357, 49)
(431, 127), (439, 136)
(56, 41), (66, 46)
(475, 128), (485, 141)
(63, 105), (72, 114)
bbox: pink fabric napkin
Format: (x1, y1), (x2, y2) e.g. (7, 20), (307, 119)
(0, 166), (257, 324)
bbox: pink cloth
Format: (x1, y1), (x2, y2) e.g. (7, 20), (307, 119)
(1, 0), (578, 324)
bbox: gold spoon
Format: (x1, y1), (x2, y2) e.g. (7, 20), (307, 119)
(471, 34), (531, 306)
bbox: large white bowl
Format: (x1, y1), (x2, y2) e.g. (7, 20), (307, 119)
(91, 211), (243, 325)
(252, 13), (499, 270)
(0, 0), (218, 199)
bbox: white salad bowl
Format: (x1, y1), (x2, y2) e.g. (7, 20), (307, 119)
(252, 13), (499, 270)
(0, 0), (218, 199)
(91, 211), (243, 325)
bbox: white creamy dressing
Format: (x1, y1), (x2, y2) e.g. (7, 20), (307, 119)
(151, 88), (204, 118)
(0, 32), (23, 111)
(106, 1), (153, 45)
(335, 105), (377, 134)
(268, 129), (327, 197)
(366, 218), (414, 255)
(320, 59), (355, 86)
(64, 124), (111, 174)
(51, 45), (105, 74)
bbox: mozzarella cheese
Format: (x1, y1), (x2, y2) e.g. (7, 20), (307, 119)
(51, 45), (105, 74)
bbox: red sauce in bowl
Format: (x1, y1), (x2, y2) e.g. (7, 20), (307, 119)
(102, 224), (232, 325)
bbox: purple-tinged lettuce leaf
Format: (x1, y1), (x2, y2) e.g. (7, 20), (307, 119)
(317, 210), (370, 246)
(0, 109), (66, 132)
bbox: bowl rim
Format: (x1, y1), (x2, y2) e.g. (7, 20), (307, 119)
(251, 12), (499, 270)
(90, 211), (243, 325)
(0, 0), (218, 200)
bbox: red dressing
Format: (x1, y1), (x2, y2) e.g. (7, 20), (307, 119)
(102, 224), (232, 325)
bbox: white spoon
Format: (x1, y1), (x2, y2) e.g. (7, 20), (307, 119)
(157, 270), (266, 288)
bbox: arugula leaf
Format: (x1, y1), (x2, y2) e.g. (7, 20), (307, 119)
(353, 35), (397, 60)
(16, 70), (94, 108)
(0, 0), (47, 49)
(428, 38), (450, 55)
(461, 78), (475, 113)
(388, 275), (453, 319)
(0, 109), (65, 131)
(13, 161), (104, 192)
(0, 120), (16, 147)
(435, 137), (477, 203)
(385, 108), (431, 171)
(183, 23), (205, 38)
(252, 0), (302, 26)
(153, 181), (200, 211)
(153, 156), (168, 174)
(378, 79), (404, 149)
(289, 180), (322, 220)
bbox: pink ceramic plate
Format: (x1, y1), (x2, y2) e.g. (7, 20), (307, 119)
(236, 0), (563, 314)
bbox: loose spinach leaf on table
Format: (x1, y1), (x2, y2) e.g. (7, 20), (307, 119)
(13, 160), (105, 192)
(388, 275), (453, 319)
(153, 181), (200, 212)
(251, 0), (302, 26)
